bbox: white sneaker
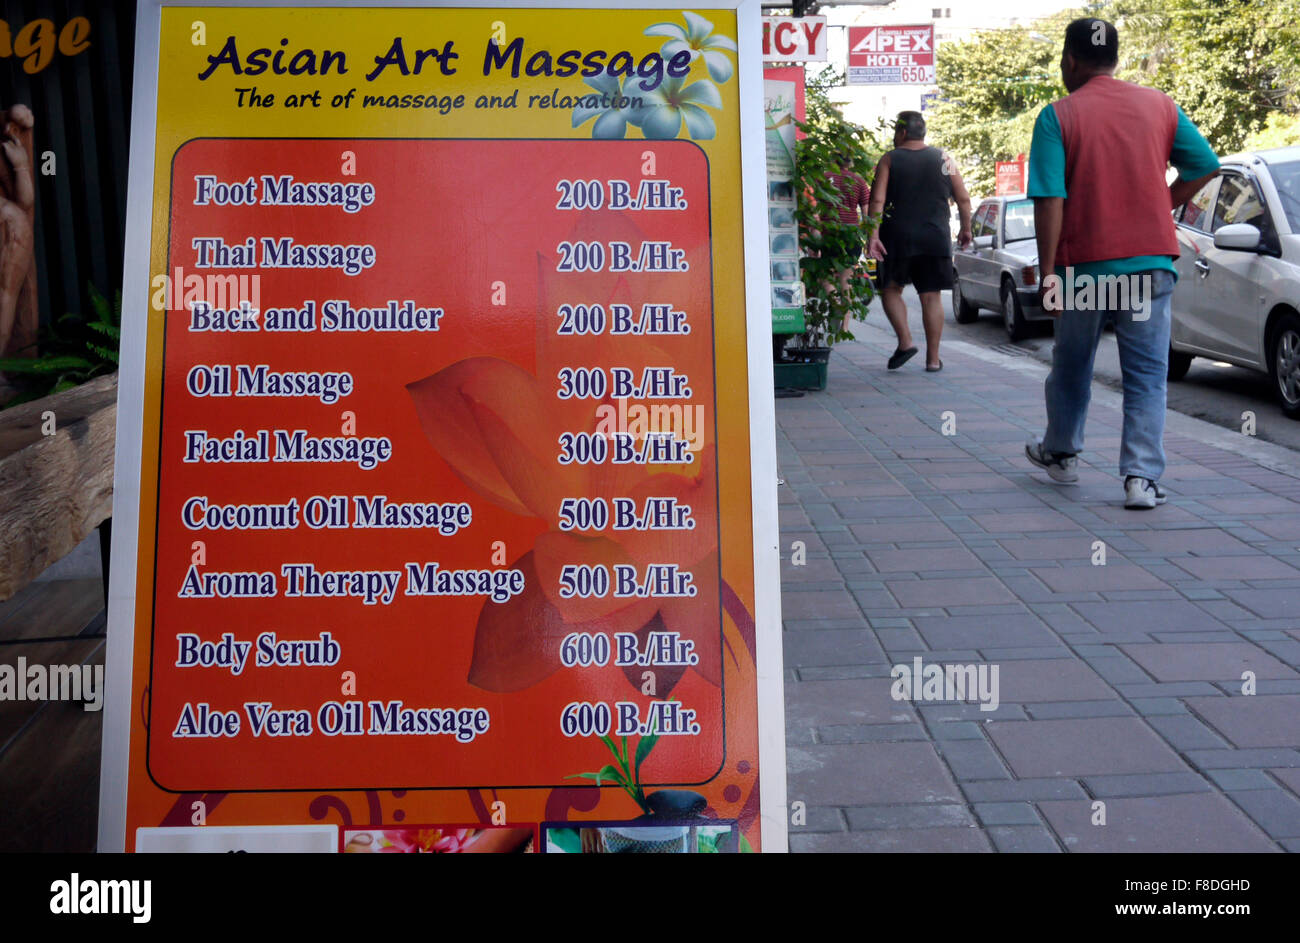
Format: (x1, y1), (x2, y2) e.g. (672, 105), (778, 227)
(1025, 438), (1079, 484)
(1124, 476), (1167, 509)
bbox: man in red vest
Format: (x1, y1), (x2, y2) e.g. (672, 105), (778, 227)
(1023, 18), (1219, 509)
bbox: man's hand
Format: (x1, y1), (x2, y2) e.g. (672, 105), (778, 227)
(867, 235), (887, 260)
(1038, 275), (1062, 318)
(957, 227), (972, 249)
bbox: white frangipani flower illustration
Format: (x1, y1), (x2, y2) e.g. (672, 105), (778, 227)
(636, 74), (723, 140)
(645, 11), (738, 84)
(572, 73), (641, 139)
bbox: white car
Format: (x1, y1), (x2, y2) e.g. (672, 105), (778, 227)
(951, 195), (1047, 341)
(1171, 146), (1300, 418)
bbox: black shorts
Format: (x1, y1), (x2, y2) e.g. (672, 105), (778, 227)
(878, 253), (953, 293)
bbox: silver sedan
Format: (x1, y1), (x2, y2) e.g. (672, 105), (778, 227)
(952, 195), (1046, 341)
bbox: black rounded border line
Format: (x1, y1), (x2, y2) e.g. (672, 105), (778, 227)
(142, 134), (740, 797)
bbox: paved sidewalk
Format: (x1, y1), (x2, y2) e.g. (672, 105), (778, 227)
(779, 318), (1300, 852)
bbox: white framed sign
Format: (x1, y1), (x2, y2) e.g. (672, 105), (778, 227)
(100, 0), (786, 854)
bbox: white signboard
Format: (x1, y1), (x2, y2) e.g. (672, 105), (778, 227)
(762, 15), (827, 62)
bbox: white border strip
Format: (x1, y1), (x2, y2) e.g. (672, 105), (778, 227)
(98, 0), (165, 854)
(736, 0), (788, 853)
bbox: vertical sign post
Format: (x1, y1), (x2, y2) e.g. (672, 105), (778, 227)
(764, 65), (804, 334)
(102, 0), (785, 854)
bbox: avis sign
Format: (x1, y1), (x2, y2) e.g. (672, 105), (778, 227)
(995, 158), (1027, 196)
(762, 16), (827, 62)
(848, 24), (935, 85)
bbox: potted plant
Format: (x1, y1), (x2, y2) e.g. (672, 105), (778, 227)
(775, 84), (882, 391)
(0, 284), (120, 408)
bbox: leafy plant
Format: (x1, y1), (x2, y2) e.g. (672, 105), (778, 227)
(925, 23), (1064, 197)
(790, 85), (883, 349)
(566, 728), (660, 814)
(0, 284), (120, 408)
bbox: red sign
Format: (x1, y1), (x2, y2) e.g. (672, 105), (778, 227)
(995, 158), (1027, 196)
(847, 24), (935, 85)
(156, 138), (724, 791)
(762, 16), (827, 62)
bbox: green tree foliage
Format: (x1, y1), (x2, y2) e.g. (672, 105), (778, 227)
(929, 0), (1300, 197)
(1245, 111), (1300, 150)
(926, 24), (1066, 197)
(1130, 0), (1300, 152)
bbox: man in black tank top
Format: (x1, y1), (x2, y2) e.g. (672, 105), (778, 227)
(867, 111), (973, 372)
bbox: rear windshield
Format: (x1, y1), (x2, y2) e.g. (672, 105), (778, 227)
(1004, 199), (1035, 242)
(1267, 160), (1300, 232)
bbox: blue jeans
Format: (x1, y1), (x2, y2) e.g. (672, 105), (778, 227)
(1042, 269), (1175, 481)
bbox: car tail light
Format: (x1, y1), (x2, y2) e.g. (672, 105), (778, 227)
(1021, 265), (1037, 286)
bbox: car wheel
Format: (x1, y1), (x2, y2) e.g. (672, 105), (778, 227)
(1168, 348), (1193, 381)
(1001, 280), (1029, 341)
(1269, 312), (1300, 420)
(952, 272), (978, 323)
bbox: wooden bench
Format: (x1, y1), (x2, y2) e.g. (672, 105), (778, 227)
(0, 373), (116, 601)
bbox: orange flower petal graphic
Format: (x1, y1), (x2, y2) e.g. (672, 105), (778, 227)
(406, 359), (534, 518)
(467, 550), (572, 692)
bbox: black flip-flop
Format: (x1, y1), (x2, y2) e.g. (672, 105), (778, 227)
(887, 347), (918, 370)
(925, 361), (943, 372)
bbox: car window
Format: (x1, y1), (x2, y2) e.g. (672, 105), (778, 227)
(983, 203), (1000, 241)
(1213, 173), (1273, 236)
(1003, 199), (1035, 242)
(1179, 176), (1218, 232)
(1266, 160), (1300, 232)
(971, 204), (991, 238)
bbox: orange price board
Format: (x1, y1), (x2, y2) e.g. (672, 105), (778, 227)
(102, 1), (785, 854)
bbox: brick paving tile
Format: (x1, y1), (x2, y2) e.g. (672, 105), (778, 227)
(1120, 643), (1298, 682)
(987, 826), (1062, 852)
(1069, 600), (1229, 634)
(786, 742), (963, 805)
(885, 576), (1018, 608)
(1172, 555), (1300, 581)
(1184, 695), (1300, 748)
(1227, 788), (1300, 839)
(1223, 588), (1300, 619)
(1037, 793), (1278, 852)
(785, 678), (917, 729)
(986, 717), (1190, 777)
